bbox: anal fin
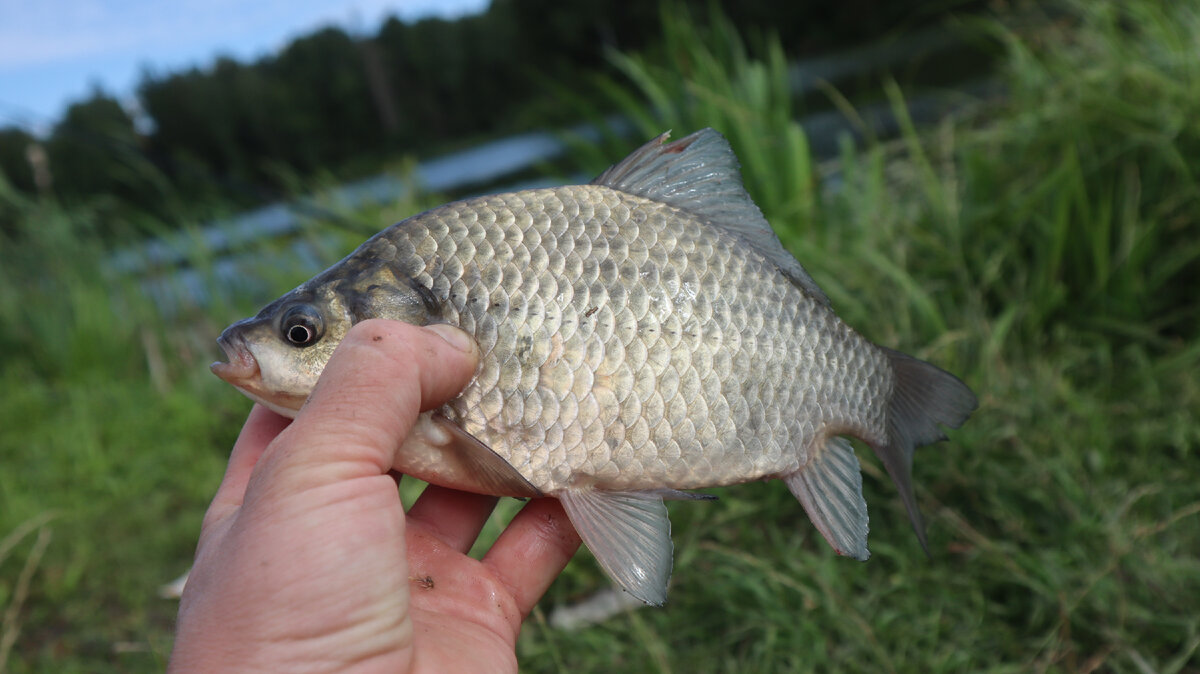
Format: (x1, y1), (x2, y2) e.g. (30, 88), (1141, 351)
(784, 436), (870, 561)
(557, 488), (676, 606)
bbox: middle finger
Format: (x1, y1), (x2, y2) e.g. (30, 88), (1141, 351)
(406, 484), (500, 553)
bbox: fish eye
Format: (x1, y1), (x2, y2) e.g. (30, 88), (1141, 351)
(280, 305), (323, 348)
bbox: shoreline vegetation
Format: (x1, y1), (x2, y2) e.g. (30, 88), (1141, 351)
(2, 1), (1198, 671)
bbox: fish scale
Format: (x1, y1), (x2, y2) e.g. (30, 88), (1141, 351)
(211, 128), (977, 605)
(366, 185), (888, 492)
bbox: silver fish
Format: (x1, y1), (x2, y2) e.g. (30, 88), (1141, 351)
(212, 129), (977, 605)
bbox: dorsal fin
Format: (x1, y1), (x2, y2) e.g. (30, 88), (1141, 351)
(592, 129), (830, 306)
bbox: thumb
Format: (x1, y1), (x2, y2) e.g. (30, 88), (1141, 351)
(256, 319), (479, 492)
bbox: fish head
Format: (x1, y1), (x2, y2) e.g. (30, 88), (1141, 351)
(211, 256), (441, 417)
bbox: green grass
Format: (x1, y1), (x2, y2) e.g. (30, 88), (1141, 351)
(3, 0), (1199, 672)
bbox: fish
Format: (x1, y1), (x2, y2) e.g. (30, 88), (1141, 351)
(211, 128), (977, 605)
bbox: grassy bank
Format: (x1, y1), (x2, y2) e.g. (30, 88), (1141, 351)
(2, 1), (1198, 671)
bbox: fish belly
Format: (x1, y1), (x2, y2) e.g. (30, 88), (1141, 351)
(382, 185), (891, 493)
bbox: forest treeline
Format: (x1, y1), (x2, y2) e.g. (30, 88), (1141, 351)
(0, 0), (979, 238)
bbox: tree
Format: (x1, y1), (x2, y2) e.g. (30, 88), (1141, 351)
(0, 127), (38, 194)
(270, 26), (380, 169)
(46, 90), (145, 203)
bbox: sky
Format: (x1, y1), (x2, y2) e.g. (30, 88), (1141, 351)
(0, 0), (490, 134)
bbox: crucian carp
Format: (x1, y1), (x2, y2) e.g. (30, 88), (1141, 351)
(212, 129), (977, 605)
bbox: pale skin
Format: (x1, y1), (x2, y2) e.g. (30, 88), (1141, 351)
(169, 319), (583, 673)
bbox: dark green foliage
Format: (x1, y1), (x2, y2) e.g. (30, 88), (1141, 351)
(0, 131), (40, 238)
(45, 93), (139, 200)
(0, 128), (37, 194)
(35, 91), (173, 237)
(141, 28), (384, 186)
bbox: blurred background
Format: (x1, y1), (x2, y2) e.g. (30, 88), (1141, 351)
(1, 0), (1198, 671)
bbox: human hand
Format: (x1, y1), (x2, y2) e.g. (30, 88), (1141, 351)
(169, 319), (583, 673)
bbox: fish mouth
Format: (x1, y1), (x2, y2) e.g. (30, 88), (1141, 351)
(211, 330), (306, 418)
(211, 332), (260, 386)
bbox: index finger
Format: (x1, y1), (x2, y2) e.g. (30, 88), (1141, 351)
(204, 404), (291, 525)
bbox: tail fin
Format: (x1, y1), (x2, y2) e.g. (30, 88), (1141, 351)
(871, 347), (977, 553)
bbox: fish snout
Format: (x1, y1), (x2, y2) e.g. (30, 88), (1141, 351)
(211, 330), (259, 384)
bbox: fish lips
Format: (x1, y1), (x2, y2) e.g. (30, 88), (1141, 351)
(210, 330), (259, 385)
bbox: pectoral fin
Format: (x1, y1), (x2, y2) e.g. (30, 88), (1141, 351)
(784, 436), (870, 561)
(557, 488), (675, 606)
(398, 414), (542, 498)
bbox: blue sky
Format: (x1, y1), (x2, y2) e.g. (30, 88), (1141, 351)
(0, 0), (489, 134)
